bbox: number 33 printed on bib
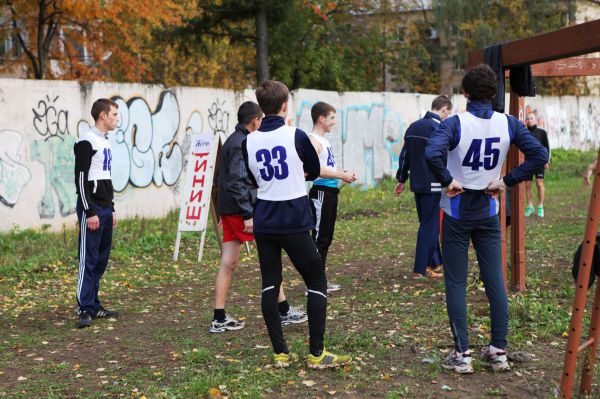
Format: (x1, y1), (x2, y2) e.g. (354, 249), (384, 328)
(255, 146), (289, 181)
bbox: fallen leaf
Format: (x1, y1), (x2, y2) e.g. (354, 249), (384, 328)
(302, 380), (316, 387)
(17, 376), (27, 381)
(209, 387), (223, 398)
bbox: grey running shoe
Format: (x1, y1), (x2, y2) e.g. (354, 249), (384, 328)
(281, 306), (308, 325)
(480, 346), (510, 372)
(327, 282), (341, 293)
(442, 350), (474, 374)
(210, 313), (245, 333)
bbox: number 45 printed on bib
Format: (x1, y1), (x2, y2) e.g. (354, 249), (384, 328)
(462, 137), (500, 171)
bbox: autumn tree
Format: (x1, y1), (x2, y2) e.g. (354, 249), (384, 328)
(432, 0), (587, 95)
(0, 0), (184, 81)
(181, 0), (292, 86)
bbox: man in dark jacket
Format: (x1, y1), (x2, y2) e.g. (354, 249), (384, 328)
(395, 95), (452, 278)
(210, 101), (307, 333)
(524, 111), (550, 217)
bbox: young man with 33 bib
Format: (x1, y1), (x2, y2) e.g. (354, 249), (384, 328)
(242, 81), (352, 369)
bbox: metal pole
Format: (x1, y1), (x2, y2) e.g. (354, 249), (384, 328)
(579, 151), (600, 394)
(561, 150), (600, 398)
(580, 281), (600, 395)
(173, 231), (181, 261)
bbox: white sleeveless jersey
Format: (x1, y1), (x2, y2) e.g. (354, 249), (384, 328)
(246, 125), (307, 201)
(308, 133), (336, 169)
(77, 128), (112, 181)
(447, 111), (510, 190)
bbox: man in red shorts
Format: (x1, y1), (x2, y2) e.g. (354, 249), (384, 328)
(211, 101), (307, 332)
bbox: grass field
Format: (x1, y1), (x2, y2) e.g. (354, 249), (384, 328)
(1, 151), (599, 398)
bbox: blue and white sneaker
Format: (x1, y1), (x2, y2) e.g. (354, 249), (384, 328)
(442, 350), (474, 374)
(280, 306), (308, 325)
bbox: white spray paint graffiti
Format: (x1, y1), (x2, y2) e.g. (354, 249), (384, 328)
(0, 130), (32, 207)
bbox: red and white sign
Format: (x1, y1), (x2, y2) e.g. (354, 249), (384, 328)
(177, 133), (218, 232)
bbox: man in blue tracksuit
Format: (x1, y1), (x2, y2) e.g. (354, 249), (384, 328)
(74, 99), (121, 328)
(395, 95), (453, 278)
(425, 64), (547, 374)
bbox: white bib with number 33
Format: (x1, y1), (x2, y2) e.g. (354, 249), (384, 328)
(246, 125), (307, 201)
(447, 111), (511, 190)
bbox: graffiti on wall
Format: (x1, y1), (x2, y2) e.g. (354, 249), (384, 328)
(30, 95), (77, 218)
(0, 130), (32, 207)
(207, 99), (230, 135)
(78, 91), (185, 192)
(526, 99), (600, 150)
(32, 95), (70, 140)
(296, 100), (405, 187)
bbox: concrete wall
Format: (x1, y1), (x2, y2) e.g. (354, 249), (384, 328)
(0, 79), (598, 231)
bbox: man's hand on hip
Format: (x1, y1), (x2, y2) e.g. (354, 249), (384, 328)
(444, 179), (464, 198)
(485, 179), (507, 197)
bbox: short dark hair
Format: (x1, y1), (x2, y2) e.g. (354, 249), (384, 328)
(255, 80), (289, 115)
(91, 98), (118, 121)
(431, 95), (452, 111)
(311, 102), (336, 125)
(461, 64), (497, 101)
(237, 101), (263, 125)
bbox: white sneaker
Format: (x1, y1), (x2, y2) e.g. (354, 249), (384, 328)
(480, 345), (511, 372)
(209, 314), (245, 333)
(327, 282), (341, 293)
(280, 306), (308, 325)
(442, 350), (474, 374)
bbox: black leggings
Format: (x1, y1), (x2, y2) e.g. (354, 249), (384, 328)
(309, 185), (339, 269)
(254, 231), (327, 356)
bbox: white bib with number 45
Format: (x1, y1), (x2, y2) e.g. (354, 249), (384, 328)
(447, 111), (511, 190)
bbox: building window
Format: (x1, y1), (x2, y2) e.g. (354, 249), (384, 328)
(395, 25), (406, 43)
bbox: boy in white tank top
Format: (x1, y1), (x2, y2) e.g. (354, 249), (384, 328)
(308, 102), (356, 292)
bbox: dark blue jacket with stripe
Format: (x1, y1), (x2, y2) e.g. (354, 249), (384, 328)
(396, 111), (444, 194)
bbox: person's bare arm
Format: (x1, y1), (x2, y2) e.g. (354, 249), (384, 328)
(319, 167), (356, 183)
(309, 136), (323, 155)
(584, 161), (597, 186)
